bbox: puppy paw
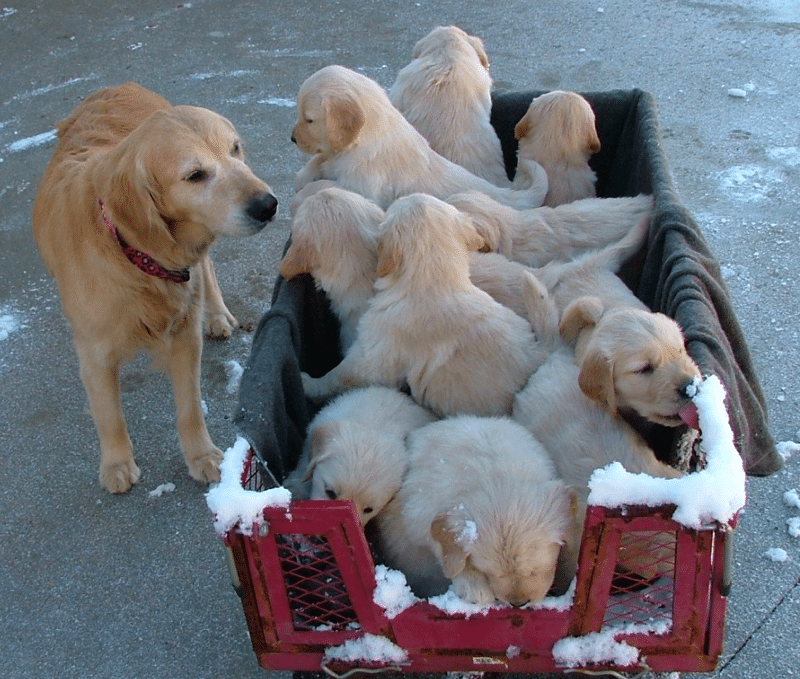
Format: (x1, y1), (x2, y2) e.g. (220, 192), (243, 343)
(99, 459), (141, 494)
(204, 310), (237, 339)
(186, 447), (222, 484)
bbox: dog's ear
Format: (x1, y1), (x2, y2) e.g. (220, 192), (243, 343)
(560, 296), (604, 348)
(430, 513), (469, 579)
(96, 145), (185, 268)
(578, 344), (617, 414)
(375, 230), (403, 277)
(303, 421), (339, 482)
(586, 124), (602, 155)
(325, 91), (365, 151)
(460, 220), (486, 253)
(467, 34), (490, 70)
(550, 487), (583, 596)
(279, 238), (315, 280)
(514, 108), (533, 141)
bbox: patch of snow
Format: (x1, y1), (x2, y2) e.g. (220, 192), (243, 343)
(373, 565), (418, 619)
(588, 375), (745, 529)
(764, 547), (789, 563)
(716, 164), (784, 203)
(788, 517), (800, 538)
(148, 482), (176, 498)
(784, 489), (800, 510)
(0, 307), (23, 340)
(257, 97), (296, 108)
(205, 436), (291, 535)
(6, 129), (57, 153)
(323, 633), (408, 666)
(224, 359), (244, 395)
(777, 441), (800, 461)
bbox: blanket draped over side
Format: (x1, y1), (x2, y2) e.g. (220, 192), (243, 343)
(235, 88), (781, 483)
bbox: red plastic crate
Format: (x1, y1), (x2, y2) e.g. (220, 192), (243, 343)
(222, 449), (735, 675)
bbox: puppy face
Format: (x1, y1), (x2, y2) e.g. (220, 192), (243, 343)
(305, 420), (407, 526)
(292, 66), (367, 157)
(577, 307), (702, 426)
(514, 90), (601, 158)
(99, 105), (277, 266)
(430, 483), (575, 606)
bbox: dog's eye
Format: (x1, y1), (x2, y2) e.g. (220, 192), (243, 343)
(363, 507), (374, 515)
(305, 117), (313, 124)
(185, 168), (209, 183)
(637, 363), (655, 375)
(325, 488), (337, 500)
(231, 140), (242, 156)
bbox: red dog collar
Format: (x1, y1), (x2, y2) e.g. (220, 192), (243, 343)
(98, 198), (190, 283)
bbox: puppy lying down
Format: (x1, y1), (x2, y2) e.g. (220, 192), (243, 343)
(283, 386), (435, 526)
(375, 415), (578, 606)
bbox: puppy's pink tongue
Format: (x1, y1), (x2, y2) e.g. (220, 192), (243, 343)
(679, 402), (700, 430)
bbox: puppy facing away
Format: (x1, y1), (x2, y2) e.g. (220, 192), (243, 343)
(375, 415), (578, 606)
(32, 83), (278, 492)
(448, 191), (653, 268)
(283, 386), (436, 526)
(512, 346), (684, 581)
(389, 25), (510, 186)
(514, 90), (601, 206)
(300, 193), (554, 417)
(291, 65), (548, 210)
(560, 295), (702, 429)
(280, 186), (385, 352)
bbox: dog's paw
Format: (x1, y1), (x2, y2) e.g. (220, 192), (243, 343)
(204, 311), (237, 339)
(186, 447), (222, 484)
(99, 459), (141, 494)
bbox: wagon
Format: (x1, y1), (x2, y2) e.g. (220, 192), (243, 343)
(207, 88), (780, 675)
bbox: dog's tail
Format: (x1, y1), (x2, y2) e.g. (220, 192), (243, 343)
(521, 271), (561, 352)
(495, 158), (549, 209)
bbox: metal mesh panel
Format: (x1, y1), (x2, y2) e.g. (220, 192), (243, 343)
(604, 529), (677, 628)
(275, 532), (361, 632)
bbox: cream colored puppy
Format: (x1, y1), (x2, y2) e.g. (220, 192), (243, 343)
(389, 26), (509, 186)
(283, 386), (436, 526)
(514, 90), (601, 206)
(291, 65), (547, 210)
(560, 296), (702, 429)
(512, 346), (684, 582)
(448, 191), (653, 267)
(280, 186), (385, 352)
(300, 194), (553, 417)
(376, 415), (578, 605)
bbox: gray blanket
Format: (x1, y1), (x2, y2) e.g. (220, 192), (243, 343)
(235, 88), (782, 483)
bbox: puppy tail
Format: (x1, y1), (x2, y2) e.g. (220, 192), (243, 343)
(521, 271), (560, 351)
(506, 158), (549, 208)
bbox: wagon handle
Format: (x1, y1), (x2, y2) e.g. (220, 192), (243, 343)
(320, 664), (404, 679)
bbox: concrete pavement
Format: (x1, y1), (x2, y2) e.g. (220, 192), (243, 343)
(1, 1), (798, 677)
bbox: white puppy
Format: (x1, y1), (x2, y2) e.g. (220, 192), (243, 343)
(291, 65), (547, 210)
(389, 26), (509, 186)
(283, 386), (436, 526)
(376, 415), (578, 605)
(514, 90), (601, 206)
(512, 346), (683, 581)
(301, 193), (553, 417)
(280, 186), (385, 352)
(448, 191), (653, 268)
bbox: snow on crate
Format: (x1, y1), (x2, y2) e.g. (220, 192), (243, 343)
(206, 436), (290, 535)
(588, 374), (745, 529)
(323, 633), (408, 666)
(373, 565), (418, 619)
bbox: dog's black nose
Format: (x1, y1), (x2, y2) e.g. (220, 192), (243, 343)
(677, 378), (698, 400)
(290, 135), (297, 145)
(247, 193), (278, 223)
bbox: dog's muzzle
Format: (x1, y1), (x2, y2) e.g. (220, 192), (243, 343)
(247, 193), (279, 226)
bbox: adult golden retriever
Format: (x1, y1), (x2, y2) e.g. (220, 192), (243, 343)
(291, 65), (548, 210)
(514, 90), (601, 206)
(389, 25), (510, 186)
(32, 83), (278, 493)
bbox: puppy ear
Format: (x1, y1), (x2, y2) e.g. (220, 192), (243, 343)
(376, 231), (403, 277)
(560, 296), (604, 348)
(303, 421), (338, 481)
(325, 92), (365, 151)
(586, 126), (602, 155)
(431, 513), (469, 579)
(578, 345), (617, 414)
(279, 239), (315, 279)
(514, 109), (532, 140)
(467, 35), (490, 70)
(460, 221), (486, 253)
(550, 487), (583, 596)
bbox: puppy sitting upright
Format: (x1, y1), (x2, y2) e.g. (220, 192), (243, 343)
(32, 83), (278, 493)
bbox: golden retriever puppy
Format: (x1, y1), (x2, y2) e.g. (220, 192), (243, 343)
(283, 386), (436, 526)
(375, 415), (578, 605)
(512, 346), (684, 582)
(560, 296), (702, 428)
(291, 65), (548, 210)
(280, 186), (385, 352)
(32, 83), (278, 493)
(514, 90), (601, 206)
(448, 191), (652, 267)
(300, 194), (553, 417)
(389, 26), (509, 186)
